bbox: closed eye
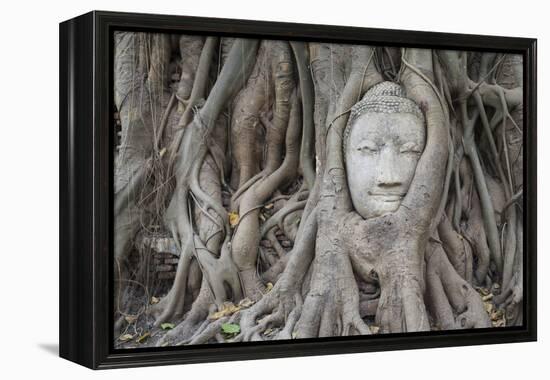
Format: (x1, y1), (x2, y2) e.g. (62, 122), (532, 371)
(357, 145), (378, 153)
(357, 140), (378, 153)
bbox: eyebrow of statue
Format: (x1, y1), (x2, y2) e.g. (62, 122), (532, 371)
(394, 130), (425, 142)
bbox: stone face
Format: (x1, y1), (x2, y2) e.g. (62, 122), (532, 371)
(345, 112), (425, 219)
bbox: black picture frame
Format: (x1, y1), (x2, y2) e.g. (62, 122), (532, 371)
(59, 10), (537, 369)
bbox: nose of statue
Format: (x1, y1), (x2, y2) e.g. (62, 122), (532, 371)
(376, 148), (402, 188)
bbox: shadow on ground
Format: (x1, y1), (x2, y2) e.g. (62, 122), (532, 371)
(38, 343), (59, 356)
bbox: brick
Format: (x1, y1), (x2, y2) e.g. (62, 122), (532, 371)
(164, 258), (179, 265)
(155, 252), (174, 259)
(156, 264), (173, 272)
(157, 272), (176, 280)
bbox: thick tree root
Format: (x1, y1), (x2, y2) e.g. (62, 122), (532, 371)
(155, 281), (215, 346)
(426, 241), (491, 330)
(231, 92), (302, 301)
(235, 208), (318, 340)
(294, 230), (371, 338)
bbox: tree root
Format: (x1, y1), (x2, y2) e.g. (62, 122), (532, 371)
(262, 201), (306, 239)
(234, 208), (318, 340)
(231, 91), (302, 300)
(426, 240), (491, 330)
(156, 281), (215, 346)
(293, 235), (371, 338)
(494, 219), (523, 325)
(438, 213), (473, 283)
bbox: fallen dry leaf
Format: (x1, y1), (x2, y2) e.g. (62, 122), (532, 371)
(491, 309), (504, 321)
(229, 212), (240, 228)
(476, 287), (490, 296)
(238, 298), (254, 308)
(125, 315), (137, 324)
(137, 332), (150, 344)
(119, 333), (134, 342)
(482, 294), (494, 302)
(209, 302), (241, 320)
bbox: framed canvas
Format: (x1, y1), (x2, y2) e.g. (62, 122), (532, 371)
(59, 10), (537, 369)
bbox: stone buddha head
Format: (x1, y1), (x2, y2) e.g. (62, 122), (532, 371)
(344, 81), (426, 219)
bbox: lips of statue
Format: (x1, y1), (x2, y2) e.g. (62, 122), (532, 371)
(345, 112), (426, 220)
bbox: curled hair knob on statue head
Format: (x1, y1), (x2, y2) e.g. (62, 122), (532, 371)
(343, 81), (425, 156)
